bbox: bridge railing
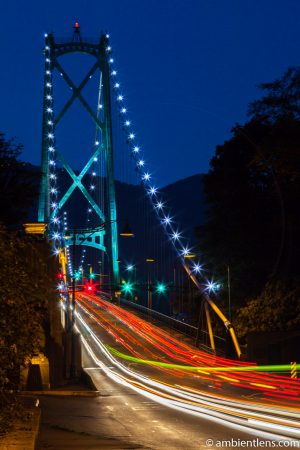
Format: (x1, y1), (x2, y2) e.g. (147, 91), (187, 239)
(118, 298), (227, 355)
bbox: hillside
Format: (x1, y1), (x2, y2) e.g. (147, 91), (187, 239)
(28, 169), (205, 283)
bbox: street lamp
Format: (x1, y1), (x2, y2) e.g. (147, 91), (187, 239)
(98, 260), (102, 287)
(146, 258), (155, 312)
(227, 265), (232, 322)
(120, 221), (134, 237)
(125, 263), (137, 283)
(183, 253), (196, 259)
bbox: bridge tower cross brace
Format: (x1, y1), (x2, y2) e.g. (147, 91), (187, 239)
(38, 28), (119, 284)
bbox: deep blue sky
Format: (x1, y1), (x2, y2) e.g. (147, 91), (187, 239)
(1, 0), (300, 186)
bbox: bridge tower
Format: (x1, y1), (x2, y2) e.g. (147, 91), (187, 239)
(38, 23), (119, 284)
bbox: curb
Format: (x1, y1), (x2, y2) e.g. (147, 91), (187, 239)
(20, 390), (100, 397)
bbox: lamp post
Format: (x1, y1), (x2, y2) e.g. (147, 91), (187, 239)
(98, 261), (102, 288)
(227, 265), (232, 322)
(146, 258), (155, 312)
(125, 263), (136, 284)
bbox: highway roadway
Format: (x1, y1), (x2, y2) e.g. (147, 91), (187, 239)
(72, 292), (300, 448)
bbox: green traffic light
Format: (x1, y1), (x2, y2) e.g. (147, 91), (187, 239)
(122, 281), (133, 294)
(90, 273), (95, 279)
(156, 282), (167, 294)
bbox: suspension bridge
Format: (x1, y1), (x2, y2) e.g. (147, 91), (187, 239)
(28, 24), (300, 443)
(36, 22), (239, 357)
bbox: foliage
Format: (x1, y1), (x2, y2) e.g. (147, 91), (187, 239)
(0, 225), (57, 424)
(197, 67), (300, 330)
(235, 278), (300, 338)
(248, 67), (300, 122)
(0, 134), (57, 433)
(0, 133), (40, 227)
(0, 394), (24, 437)
(0, 225), (57, 433)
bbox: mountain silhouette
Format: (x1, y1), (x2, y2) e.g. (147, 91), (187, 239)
(28, 168), (205, 293)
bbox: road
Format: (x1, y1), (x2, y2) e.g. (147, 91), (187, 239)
(71, 292), (300, 448)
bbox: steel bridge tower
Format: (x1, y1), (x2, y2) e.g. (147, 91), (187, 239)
(38, 23), (119, 285)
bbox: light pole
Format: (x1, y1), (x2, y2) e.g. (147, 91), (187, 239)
(146, 258), (155, 312)
(125, 263), (136, 283)
(227, 265), (232, 322)
(98, 261), (102, 288)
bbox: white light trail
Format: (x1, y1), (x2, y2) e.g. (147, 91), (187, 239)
(76, 309), (300, 441)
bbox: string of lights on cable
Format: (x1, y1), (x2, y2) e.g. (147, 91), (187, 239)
(44, 37), (63, 257)
(104, 34), (219, 294)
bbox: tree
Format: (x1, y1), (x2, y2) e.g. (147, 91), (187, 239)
(248, 69), (300, 279)
(0, 133), (40, 227)
(0, 225), (57, 432)
(0, 134), (57, 433)
(196, 67), (300, 326)
(235, 279), (300, 338)
(248, 67), (300, 123)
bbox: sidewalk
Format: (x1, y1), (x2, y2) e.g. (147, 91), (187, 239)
(0, 378), (100, 450)
(0, 400), (40, 450)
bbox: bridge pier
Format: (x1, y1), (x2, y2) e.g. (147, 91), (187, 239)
(63, 330), (82, 380)
(20, 353), (50, 390)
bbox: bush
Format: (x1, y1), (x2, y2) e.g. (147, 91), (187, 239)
(0, 225), (57, 433)
(235, 278), (300, 338)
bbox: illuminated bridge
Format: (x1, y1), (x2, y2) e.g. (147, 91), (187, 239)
(34, 24), (300, 444)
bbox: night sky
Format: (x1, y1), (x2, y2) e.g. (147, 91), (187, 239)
(1, 0), (300, 186)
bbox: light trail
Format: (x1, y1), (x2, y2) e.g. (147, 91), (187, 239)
(77, 296), (188, 378)
(105, 346), (300, 374)
(76, 310), (300, 441)
(76, 293), (300, 401)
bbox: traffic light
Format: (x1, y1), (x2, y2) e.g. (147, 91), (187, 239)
(57, 271), (63, 280)
(89, 266), (95, 279)
(121, 281), (133, 295)
(156, 282), (167, 294)
(84, 280), (97, 293)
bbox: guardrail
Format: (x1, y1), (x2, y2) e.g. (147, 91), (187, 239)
(119, 298), (227, 354)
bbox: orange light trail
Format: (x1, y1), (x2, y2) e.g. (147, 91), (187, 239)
(76, 293), (300, 403)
